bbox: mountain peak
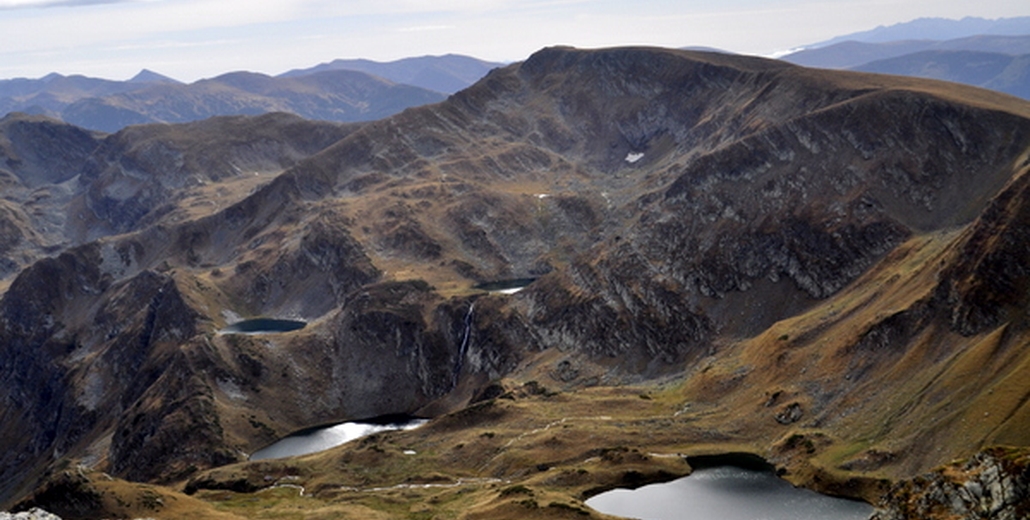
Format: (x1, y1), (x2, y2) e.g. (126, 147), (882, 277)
(128, 69), (180, 84)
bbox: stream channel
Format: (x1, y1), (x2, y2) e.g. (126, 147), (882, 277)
(586, 455), (873, 520)
(249, 416), (427, 461)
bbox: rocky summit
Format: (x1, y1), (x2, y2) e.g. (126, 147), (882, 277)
(1, 46), (1030, 519)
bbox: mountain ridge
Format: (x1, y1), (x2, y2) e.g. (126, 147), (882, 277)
(2, 45), (1030, 518)
(782, 34), (1030, 100)
(782, 34), (1030, 69)
(810, 16), (1030, 48)
(278, 54), (505, 94)
(58, 69), (446, 133)
(852, 50), (1030, 100)
(1, 54), (502, 133)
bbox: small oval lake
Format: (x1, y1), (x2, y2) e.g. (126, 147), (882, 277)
(474, 277), (538, 294)
(585, 466), (873, 520)
(249, 416), (427, 461)
(220, 318), (306, 335)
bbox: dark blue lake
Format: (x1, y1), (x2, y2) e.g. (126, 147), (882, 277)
(586, 466), (873, 520)
(220, 318), (306, 334)
(474, 278), (537, 294)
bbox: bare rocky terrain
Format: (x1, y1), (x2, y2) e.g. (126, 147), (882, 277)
(2, 46), (1030, 519)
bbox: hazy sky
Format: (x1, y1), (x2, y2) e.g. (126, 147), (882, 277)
(0, 0), (1027, 82)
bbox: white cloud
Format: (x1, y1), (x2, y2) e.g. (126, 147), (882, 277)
(396, 24), (455, 32)
(0, 0), (1027, 81)
(0, 0), (133, 9)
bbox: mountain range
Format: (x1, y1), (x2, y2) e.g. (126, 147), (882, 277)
(0, 54), (502, 133)
(279, 54), (505, 94)
(782, 27), (1030, 101)
(809, 15), (1030, 47)
(1, 44), (1029, 519)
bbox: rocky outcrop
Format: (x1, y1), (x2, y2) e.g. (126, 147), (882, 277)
(76, 113), (361, 237)
(10, 469), (99, 520)
(872, 448), (1030, 520)
(0, 113), (103, 277)
(0, 113), (100, 188)
(0, 509), (62, 520)
(933, 165), (1030, 335)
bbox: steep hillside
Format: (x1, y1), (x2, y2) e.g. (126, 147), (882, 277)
(69, 112), (363, 239)
(0, 113), (103, 278)
(0, 112), (361, 284)
(3, 46), (1030, 518)
(853, 50), (1030, 100)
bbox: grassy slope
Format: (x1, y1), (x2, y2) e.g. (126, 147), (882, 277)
(140, 251), (1009, 519)
(166, 222), (1030, 518)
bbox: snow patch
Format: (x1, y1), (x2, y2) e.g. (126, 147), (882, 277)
(625, 152), (644, 163)
(221, 309), (243, 324)
(78, 369), (105, 411)
(217, 378), (247, 401)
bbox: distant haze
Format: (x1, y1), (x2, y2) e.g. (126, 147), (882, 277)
(0, 0), (1027, 82)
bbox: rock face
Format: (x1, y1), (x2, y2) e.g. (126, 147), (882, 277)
(0, 113), (103, 277)
(872, 448), (1030, 520)
(0, 509), (62, 520)
(2, 46), (1030, 514)
(74, 112), (361, 238)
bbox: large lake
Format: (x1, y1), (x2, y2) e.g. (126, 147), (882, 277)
(585, 465), (873, 520)
(250, 417), (427, 461)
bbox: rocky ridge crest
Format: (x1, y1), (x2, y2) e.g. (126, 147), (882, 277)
(872, 448), (1030, 520)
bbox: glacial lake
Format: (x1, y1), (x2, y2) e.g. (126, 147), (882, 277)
(220, 318), (307, 335)
(249, 416), (427, 461)
(585, 466), (873, 520)
(474, 277), (538, 294)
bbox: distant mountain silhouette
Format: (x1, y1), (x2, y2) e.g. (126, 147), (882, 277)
(279, 54), (504, 94)
(1, 59), (483, 132)
(128, 69), (181, 84)
(853, 50), (1030, 100)
(782, 33), (1030, 100)
(810, 16), (1030, 48)
(62, 69), (445, 132)
(0, 71), (170, 117)
(782, 34), (1030, 69)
